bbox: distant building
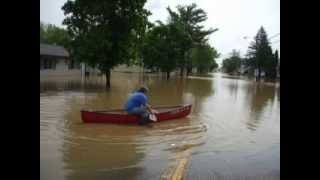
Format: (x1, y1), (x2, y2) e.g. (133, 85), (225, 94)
(40, 43), (100, 78)
(239, 63), (253, 75)
(41, 43), (83, 78)
(40, 43), (148, 79)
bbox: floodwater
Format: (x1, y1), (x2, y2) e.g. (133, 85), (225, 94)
(40, 72), (280, 180)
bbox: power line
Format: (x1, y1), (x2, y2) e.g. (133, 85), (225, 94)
(243, 33), (280, 41)
(269, 33), (280, 40)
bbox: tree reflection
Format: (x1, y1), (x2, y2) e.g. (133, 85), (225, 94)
(146, 77), (186, 106)
(244, 82), (276, 131)
(226, 79), (240, 101)
(40, 79), (107, 93)
(183, 78), (214, 113)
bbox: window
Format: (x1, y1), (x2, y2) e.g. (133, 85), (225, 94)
(40, 56), (56, 70)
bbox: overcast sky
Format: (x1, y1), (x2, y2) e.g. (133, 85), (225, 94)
(40, 0), (280, 64)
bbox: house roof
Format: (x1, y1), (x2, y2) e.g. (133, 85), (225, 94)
(40, 43), (69, 57)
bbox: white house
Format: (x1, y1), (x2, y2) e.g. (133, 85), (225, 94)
(40, 43), (148, 79)
(40, 43), (102, 78)
(40, 43), (83, 78)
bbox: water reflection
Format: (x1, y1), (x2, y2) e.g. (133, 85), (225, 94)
(226, 79), (240, 100)
(62, 98), (146, 180)
(134, 76), (214, 114)
(244, 82), (277, 131)
(183, 78), (214, 112)
(147, 78), (186, 106)
(40, 79), (105, 93)
(40, 73), (279, 180)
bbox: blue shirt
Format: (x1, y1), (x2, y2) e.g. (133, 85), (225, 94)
(125, 92), (147, 111)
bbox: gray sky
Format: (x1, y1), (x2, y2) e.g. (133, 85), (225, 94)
(40, 0), (280, 64)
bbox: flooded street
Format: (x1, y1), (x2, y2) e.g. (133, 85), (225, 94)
(40, 73), (280, 180)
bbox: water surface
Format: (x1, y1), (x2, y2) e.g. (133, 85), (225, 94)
(40, 72), (280, 180)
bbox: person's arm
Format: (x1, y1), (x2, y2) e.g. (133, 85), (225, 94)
(146, 103), (153, 113)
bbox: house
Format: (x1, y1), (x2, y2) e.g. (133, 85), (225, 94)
(41, 43), (81, 78)
(40, 43), (149, 79)
(40, 43), (101, 78)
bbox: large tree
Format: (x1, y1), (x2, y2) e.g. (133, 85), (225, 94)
(141, 22), (180, 80)
(167, 4), (218, 76)
(245, 26), (276, 80)
(62, 0), (150, 88)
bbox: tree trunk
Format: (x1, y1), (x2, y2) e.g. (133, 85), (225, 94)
(106, 69), (111, 89)
(257, 67), (261, 81)
(180, 67), (184, 77)
(186, 67), (192, 76)
(166, 71), (170, 80)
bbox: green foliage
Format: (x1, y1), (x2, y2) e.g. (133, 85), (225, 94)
(40, 22), (46, 43)
(210, 60), (219, 71)
(245, 26), (278, 79)
(141, 3), (219, 79)
(62, 0), (150, 87)
(222, 50), (242, 74)
(141, 22), (180, 79)
(40, 22), (71, 49)
(191, 44), (219, 74)
(167, 4), (218, 75)
(265, 49), (279, 78)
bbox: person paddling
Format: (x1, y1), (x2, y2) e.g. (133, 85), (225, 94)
(124, 86), (156, 125)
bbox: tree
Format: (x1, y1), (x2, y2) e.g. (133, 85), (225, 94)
(40, 22), (72, 48)
(141, 22), (180, 80)
(167, 4), (218, 76)
(191, 44), (219, 74)
(40, 22), (46, 43)
(210, 60), (219, 72)
(222, 50), (242, 74)
(245, 26), (275, 80)
(41, 21), (79, 68)
(62, 0), (150, 88)
(277, 57), (280, 78)
(270, 49), (279, 78)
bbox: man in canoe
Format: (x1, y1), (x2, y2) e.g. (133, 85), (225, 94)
(125, 86), (156, 125)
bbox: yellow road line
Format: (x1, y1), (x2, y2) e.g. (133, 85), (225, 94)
(161, 148), (193, 180)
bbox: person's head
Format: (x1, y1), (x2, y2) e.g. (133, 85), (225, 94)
(137, 86), (149, 94)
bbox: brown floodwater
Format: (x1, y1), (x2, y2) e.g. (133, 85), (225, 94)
(40, 72), (280, 180)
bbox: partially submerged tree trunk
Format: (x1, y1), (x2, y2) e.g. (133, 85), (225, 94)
(105, 69), (111, 89)
(166, 71), (170, 80)
(197, 68), (204, 74)
(180, 67), (184, 77)
(186, 67), (192, 76)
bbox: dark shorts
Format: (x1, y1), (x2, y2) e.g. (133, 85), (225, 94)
(127, 106), (149, 118)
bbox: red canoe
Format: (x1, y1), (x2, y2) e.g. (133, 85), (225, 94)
(81, 104), (192, 124)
